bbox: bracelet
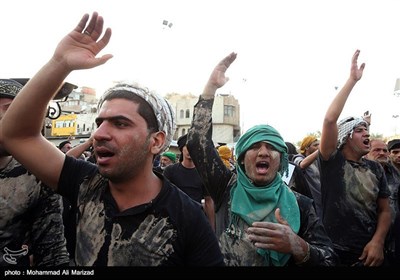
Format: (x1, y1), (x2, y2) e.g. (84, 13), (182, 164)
(296, 242), (310, 265)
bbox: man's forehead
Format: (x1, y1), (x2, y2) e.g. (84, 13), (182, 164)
(354, 124), (368, 130)
(98, 99), (139, 115)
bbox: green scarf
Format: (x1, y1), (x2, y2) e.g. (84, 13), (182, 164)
(230, 124), (300, 266)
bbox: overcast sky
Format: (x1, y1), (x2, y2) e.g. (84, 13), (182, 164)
(1, 0), (400, 143)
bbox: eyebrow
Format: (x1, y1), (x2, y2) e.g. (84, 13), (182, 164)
(95, 115), (132, 123)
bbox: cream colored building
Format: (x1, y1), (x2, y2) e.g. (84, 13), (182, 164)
(47, 88), (241, 148)
(166, 93), (241, 144)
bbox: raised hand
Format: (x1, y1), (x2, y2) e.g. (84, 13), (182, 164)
(202, 52), (237, 98)
(350, 49), (365, 82)
(53, 12), (113, 71)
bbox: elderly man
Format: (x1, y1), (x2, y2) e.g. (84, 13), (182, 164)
(154, 151), (176, 173)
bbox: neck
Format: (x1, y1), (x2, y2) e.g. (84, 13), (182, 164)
(181, 158), (195, 169)
(109, 169), (162, 212)
(342, 145), (364, 162)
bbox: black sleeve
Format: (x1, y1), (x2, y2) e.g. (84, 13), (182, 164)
(187, 96), (234, 211)
(58, 155), (97, 210)
(290, 164), (313, 199)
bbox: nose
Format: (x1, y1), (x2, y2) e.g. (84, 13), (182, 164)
(92, 122), (111, 142)
(257, 143), (271, 156)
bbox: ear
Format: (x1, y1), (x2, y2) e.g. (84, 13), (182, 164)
(150, 131), (166, 155)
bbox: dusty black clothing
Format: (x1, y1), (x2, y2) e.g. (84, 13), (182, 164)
(58, 156), (223, 266)
(187, 96), (338, 266)
(286, 162), (313, 199)
(381, 162), (400, 265)
(0, 158), (69, 266)
(319, 151), (390, 265)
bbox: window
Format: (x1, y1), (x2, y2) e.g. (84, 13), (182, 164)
(180, 109), (184, 118)
(185, 109), (190, 118)
(224, 105), (235, 117)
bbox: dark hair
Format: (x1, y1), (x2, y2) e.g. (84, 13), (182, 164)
(285, 142), (297, 155)
(177, 134), (188, 151)
(98, 88), (158, 133)
(58, 140), (71, 150)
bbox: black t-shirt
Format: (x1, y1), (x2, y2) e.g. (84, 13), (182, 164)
(163, 163), (207, 203)
(320, 150), (390, 255)
(58, 156), (223, 266)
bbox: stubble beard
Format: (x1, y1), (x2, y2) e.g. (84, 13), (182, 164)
(102, 134), (152, 183)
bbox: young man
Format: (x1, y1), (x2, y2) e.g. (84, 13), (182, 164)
(319, 49), (391, 266)
(164, 134), (216, 231)
(0, 79), (69, 266)
(58, 140), (72, 154)
(0, 12), (223, 266)
(186, 52), (337, 266)
(388, 139), (400, 172)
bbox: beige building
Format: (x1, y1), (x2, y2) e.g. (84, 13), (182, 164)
(46, 88), (241, 150)
(166, 93), (241, 144)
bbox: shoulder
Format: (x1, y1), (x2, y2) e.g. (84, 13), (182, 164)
(292, 190), (314, 210)
(292, 154), (304, 162)
(362, 158), (385, 174)
(162, 179), (203, 208)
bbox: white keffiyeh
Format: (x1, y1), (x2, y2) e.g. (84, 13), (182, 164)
(337, 116), (368, 149)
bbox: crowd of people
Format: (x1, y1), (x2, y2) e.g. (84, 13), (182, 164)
(0, 11), (399, 268)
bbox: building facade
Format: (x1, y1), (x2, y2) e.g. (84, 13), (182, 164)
(165, 92), (241, 144)
(46, 88), (241, 148)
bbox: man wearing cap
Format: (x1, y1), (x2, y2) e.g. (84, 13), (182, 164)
(187, 52), (337, 266)
(388, 139), (400, 172)
(0, 13), (223, 266)
(319, 49), (391, 266)
(0, 79), (69, 266)
(153, 151), (176, 173)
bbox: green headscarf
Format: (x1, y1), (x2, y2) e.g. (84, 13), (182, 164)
(230, 124), (300, 266)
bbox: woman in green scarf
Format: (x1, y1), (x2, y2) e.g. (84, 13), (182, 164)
(187, 52), (338, 266)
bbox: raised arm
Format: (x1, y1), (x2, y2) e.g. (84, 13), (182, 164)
(201, 52), (237, 99)
(298, 150), (319, 169)
(186, 52), (237, 205)
(66, 135), (94, 159)
(0, 12), (112, 189)
(319, 50), (365, 160)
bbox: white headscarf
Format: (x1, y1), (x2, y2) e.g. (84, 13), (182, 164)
(337, 116), (369, 149)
